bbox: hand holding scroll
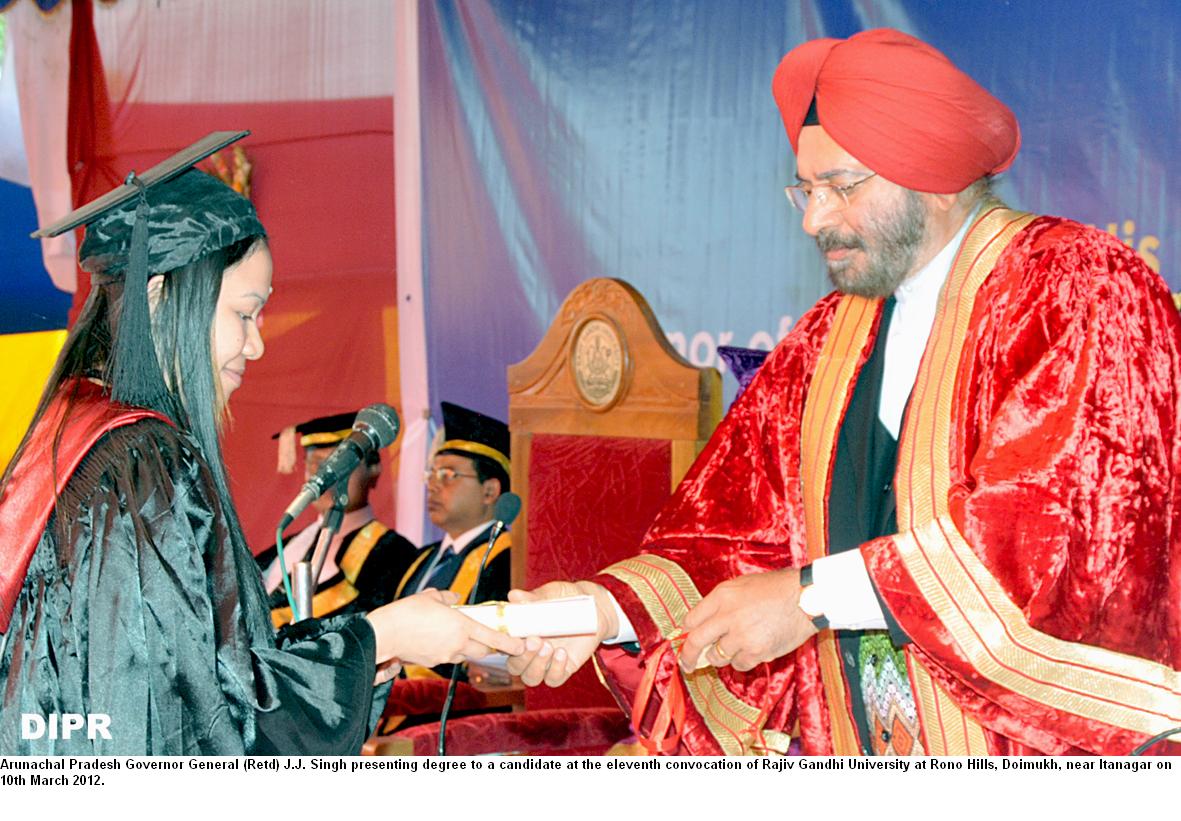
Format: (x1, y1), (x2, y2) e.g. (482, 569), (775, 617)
(503, 580), (619, 687)
(365, 589), (525, 676)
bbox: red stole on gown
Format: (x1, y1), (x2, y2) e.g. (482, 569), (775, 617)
(0, 380), (169, 632)
(593, 204), (1181, 755)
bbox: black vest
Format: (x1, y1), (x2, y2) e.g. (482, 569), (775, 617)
(825, 297), (908, 754)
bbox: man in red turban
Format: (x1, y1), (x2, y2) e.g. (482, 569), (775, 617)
(508, 29), (1181, 756)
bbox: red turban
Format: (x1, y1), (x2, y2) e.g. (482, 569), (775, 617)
(772, 28), (1020, 194)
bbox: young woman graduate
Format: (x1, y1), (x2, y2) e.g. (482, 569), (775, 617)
(0, 133), (521, 755)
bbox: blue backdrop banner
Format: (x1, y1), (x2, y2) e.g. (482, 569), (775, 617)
(417, 0), (1179, 419)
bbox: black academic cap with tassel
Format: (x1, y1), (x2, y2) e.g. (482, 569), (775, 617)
(32, 131), (266, 412)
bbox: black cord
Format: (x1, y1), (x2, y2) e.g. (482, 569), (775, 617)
(1130, 726), (1181, 755)
(435, 662), (465, 757)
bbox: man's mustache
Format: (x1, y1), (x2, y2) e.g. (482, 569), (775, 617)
(816, 230), (864, 253)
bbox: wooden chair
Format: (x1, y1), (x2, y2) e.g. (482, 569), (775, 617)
(381, 277), (720, 754)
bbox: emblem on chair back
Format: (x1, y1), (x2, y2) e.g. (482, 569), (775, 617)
(572, 318), (626, 409)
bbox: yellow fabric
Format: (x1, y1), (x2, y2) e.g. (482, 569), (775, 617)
(798, 294), (879, 755)
(0, 330), (67, 474)
(449, 532), (510, 603)
(602, 555), (769, 756)
(395, 531), (512, 601)
(439, 439), (511, 476)
(338, 521), (390, 580)
(394, 548), (432, 599)
(300, 429), (353, 447)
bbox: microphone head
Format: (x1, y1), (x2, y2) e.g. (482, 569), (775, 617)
(355, 403), (400, 448)
(492, 492), (522, 527)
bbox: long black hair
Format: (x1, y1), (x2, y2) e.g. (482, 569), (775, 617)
(1, 235), (265, 554)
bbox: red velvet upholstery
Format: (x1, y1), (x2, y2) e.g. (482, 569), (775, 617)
(394, 707), (632, 756)
(524, 433), (672, 711)
(382, 677), (488, 717)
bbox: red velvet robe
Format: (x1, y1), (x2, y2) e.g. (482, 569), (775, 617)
(593, 205), (1181, 756)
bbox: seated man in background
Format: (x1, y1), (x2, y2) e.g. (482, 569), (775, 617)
(258, 411), (417, 627)
(375, 402), (514, 733)
(396, 401), (512, 607)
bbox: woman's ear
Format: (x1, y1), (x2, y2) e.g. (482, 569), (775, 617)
(147, 274), (166, 313)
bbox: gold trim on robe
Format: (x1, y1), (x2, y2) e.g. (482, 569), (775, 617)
(603, 555), (768, 755)
(395, 530), (511, 602)
(799, 294), (881, 755)
(450, 532), (511, 603)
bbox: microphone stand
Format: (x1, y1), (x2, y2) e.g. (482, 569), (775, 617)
(292, 477), (350, 622)
(437, 520), (507, 756)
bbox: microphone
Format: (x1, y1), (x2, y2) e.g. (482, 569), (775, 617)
(439, 491), (521, 756)
(483, 493), (522, 561)
(468, 493), (521, 606)
(277, 403), (400, 532)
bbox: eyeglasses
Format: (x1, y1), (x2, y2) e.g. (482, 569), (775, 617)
(784, 173), (878, 213)
(423, 466), (480, 487)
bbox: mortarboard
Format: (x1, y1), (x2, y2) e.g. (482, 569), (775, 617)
(438, 401), (511, 476)
(32, 131), (266, 413)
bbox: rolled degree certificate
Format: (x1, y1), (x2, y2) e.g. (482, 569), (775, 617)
(457, 595), (598, 638)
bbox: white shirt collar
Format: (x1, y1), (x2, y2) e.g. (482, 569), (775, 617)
(877, 206), (981, 439)
(334, 504), (375, 535)
(440, 519), (494, 555)
(893, 207), (977, 305)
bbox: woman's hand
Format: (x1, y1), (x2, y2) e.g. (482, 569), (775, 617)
(365, 589), (525, 668)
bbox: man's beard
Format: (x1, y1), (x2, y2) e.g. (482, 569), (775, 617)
(817, 190), (927, 298)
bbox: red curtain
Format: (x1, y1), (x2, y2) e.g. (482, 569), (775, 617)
(66, 0), (120, 325)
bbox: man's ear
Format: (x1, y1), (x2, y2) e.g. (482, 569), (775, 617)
(482, 478), (501, 503)
(923, 191), (959, 214)
(147, 274), (166, 313)
(366, 459), (383, 489)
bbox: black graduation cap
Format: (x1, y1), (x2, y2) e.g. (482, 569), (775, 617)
(291, 411), (362, 448)
(31, 131), (254, 241)
(438, 401), (511, 476)
(31, 131), (266, 413)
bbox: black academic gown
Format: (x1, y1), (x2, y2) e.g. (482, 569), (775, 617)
(393, 525), (510, 684)
(0, 419), (384, 755)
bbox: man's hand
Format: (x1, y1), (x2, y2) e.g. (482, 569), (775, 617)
(504, 580), (619, 687)
(679, 567), (816, 672)
(366, 589), (525, 668)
